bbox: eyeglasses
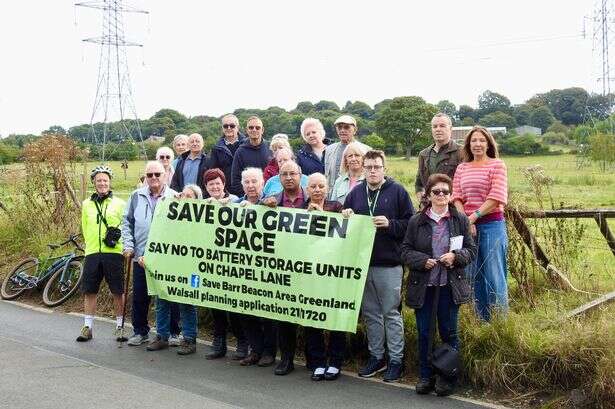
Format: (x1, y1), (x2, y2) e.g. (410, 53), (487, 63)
(336, 124), (353, 130)
(248, 125), (262, 131)
(364, 165), (383, 171)
(222, 124), (236, 129)
(431, 188), (450, 196)
(158, 155), (171, 160)
(146, 172), (162, 178)
(280, 171), (299, 177)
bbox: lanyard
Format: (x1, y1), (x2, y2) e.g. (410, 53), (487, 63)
(366, 185), (381, 216)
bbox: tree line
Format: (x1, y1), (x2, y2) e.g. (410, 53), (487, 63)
(1, 87), (613, 164)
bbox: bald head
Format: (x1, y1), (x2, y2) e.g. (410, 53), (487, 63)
(279, 161), (301, 194)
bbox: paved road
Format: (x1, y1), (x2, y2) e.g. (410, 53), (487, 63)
(0, 301), (497, 409)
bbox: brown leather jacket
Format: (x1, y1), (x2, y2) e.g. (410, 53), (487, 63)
(414, 140), (462, 195)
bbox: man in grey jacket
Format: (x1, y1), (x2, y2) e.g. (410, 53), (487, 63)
(324, 115), (370, 193)
(122, 161), (178, 346)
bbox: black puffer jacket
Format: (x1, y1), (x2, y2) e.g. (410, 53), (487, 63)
(400, 205), (476, 308)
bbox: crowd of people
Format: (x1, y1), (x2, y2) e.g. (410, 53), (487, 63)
(78, 112), (508, 397)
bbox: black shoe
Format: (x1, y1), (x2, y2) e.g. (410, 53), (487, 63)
(383, 360), (403, 382)
(206, 336), (226, 360)
(311, 367), (326, 381)
(274, 357), (294, 376)
(416, 377), (436, 395)
(324, 366), (340, 381)
(435, 375), (456, 396)
(358, 356), (387, 377)
(257, 354), (275, 367)
(232, 338), (249, 360)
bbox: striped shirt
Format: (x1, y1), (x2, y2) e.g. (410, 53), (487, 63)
(452, 159), (508, 218)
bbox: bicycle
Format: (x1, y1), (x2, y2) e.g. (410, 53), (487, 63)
(1, 234), (84, 307)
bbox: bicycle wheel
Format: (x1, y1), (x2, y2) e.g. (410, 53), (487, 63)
(42, 259), (83, 307)
(1, 257), (38, 300)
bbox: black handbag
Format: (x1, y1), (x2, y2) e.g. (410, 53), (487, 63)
(94, 197), (122, 248)
(427, 267), (461, 379)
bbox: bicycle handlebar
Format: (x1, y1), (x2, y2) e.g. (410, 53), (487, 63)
(53, 234), (84, 252)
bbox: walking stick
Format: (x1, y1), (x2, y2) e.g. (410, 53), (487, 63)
(117, 254), (133, 346)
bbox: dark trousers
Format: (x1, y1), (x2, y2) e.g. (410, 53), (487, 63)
(414, 285), (460, 379)
(131, 262), (180, 336)
(212, 309), (247, 342)
(304, 327), (346, 369)
(243, 316), (277, 357)
(277, 322), (297, 359)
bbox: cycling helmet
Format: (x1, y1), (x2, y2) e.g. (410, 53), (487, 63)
(90, 165), (113, 180)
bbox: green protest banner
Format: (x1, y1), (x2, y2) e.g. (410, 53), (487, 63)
(143, 199), (376, 332)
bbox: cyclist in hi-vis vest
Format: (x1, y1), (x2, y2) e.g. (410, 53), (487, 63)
(76, 165), (126, 342)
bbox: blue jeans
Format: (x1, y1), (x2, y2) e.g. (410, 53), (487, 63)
(414, 285), (459, 379)
(156, 298), (198, 341)
(468, 220), (508, 321)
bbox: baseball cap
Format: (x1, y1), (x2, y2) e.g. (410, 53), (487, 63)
(334, 115), (357, 127)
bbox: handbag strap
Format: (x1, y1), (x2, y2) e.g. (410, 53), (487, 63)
(426, 266), (443, 364)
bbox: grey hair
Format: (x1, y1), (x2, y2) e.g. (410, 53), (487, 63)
(300, 118), (326, 142)
(182, 184), (203, 199)
(145, 160), (164, 172)
(188, 133), (204, 143)
(173, 134), (188, 145)
(270, 134), (291, 150)
(279, 160), (301, 174)
(307, 172), (327, 186)
(156, 146), (174, 161)
(241, 167), (264, 183)
(274, 146), (295, 160)
(432, 112), (452, 127)
(221, 114), (239, 124)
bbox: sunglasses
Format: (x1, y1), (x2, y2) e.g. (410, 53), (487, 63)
(158, 155), (171, 160)
(336, 124), (353, 130)
(248, 125), (262, 130)
(222, 124), (236, 129)
(431, 188), (450, 196)
(146, 172), (162, 178)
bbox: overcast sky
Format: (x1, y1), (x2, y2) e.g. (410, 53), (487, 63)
(0, 1), (599, 136)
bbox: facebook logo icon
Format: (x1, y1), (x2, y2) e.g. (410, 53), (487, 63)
(190, 274), (200, 288)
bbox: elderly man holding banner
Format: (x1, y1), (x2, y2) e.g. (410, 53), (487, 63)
(343, 150), (414, 383)
(261, 160), (309, 375)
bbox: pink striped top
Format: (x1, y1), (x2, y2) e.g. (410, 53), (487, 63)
(452, 159), (508, 216)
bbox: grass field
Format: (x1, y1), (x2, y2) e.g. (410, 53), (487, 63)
(1, 153), (614, 407)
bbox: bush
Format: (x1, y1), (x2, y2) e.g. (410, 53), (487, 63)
(542, 131), (569, 145)
(361, 133), (386, 150)
(500, 134), (549, 155)
(0, 142), (21, 164)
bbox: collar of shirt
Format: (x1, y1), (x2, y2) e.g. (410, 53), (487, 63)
(428, 207), (449, 223)
(282, 189), (304, 208)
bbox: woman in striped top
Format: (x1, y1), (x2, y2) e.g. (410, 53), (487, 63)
(452, 126), (508, 321)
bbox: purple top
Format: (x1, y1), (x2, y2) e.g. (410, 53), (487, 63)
(427, 208), (449, 286)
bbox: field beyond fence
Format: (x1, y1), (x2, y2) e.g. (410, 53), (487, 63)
(0, 149), (614, 408)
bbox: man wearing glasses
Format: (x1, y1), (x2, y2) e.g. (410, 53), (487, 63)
(229, 116), (272, 196)
(170, 133), (209, 192)
(324, 115), (370, 192)
(342, 150), (414, 383)
(209, 114), (246, 188)
(122, 161), (179, 347)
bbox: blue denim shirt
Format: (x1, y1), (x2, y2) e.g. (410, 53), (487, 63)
(182, 155), (201, 186)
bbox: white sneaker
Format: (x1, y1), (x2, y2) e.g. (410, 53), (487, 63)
(127, 334), (149, 346)
(168, 334), (181, 347)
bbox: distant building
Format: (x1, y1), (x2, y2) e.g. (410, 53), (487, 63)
(514, 125), (542, 136)
(146, 135), (165, 143)
(451, 126), (507, 143)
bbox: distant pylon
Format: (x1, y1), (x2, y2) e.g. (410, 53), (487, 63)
(76, 0), (148, 161)
(592, 0), (614, 96)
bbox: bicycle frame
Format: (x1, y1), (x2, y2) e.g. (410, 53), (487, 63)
(36, 252), (81, 289)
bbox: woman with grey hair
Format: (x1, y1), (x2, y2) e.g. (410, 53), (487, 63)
(297, 117), (327, 175)
(179, 184), (203, 199)
(156, 146), (175, 186)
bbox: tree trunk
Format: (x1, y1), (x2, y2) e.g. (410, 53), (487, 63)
(405, 145), (412, 160)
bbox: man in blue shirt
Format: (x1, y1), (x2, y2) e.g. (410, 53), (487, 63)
(170, 133), (209, 191)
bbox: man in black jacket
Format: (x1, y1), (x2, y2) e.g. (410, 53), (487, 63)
(209, 114), (247, 187)
(170, 133), (209, 192)
(229, 116), (272, 196)
(342, 150), (414, 383)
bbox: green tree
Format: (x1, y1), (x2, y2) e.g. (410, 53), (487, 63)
(361, 134), (386, 150)
(375, 96), (437, 159)
(589, 133), (615, 170)
(513, 104), (533, 126)
(314, 100), (340, 112)
(586, 93), (614, 120)
(151, 108), (187, 127)
(0, 142), (21, 164)
(478, 90), (512, 116)
(458, 105), (476, 122)
(343, 101), (374, 119)
(42, 125), (67, 136)
(500, 134), (549, 155)
(436, 100), (457, 121)
(530, 106), (555, 132)
(546, 120), (569, 135)
(460, 117), (475, 126)
(479, 111), (517, 129)
(531, 88), (588, 125)
(293, 101), (315, 114)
